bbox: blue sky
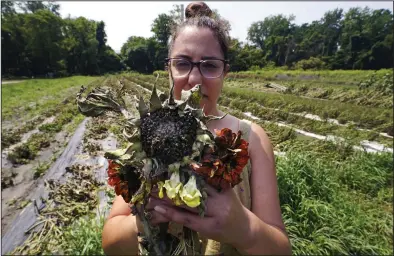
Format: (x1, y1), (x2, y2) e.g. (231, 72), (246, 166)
(58, 1), (392, 53)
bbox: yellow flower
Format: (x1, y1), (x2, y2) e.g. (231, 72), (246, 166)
(157, 181), (165, 199)
(180, 175), (202, 208)
(174, 194), (183, 206)
(163, 171), (183, 199)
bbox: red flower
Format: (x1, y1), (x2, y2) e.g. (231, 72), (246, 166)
(107, 160), (121, 186)
(191, 128), (249, 190)
(115, 181), (131, 203)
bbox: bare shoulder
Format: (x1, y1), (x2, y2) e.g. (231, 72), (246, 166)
(244, 121), (286, 232)
(248, 122), (275, 163)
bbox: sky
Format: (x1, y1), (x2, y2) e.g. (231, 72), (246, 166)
(58, 1), (393, 53)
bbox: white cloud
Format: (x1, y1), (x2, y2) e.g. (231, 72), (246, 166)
(58, 1), (392, 53)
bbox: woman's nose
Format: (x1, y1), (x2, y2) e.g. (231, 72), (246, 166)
(187, 65), (202, 89)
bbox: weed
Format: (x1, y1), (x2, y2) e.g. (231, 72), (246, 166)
(34, 161), (52, 179)
(7, 133), (50, 164)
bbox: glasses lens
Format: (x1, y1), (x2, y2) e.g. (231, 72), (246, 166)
(200, 60), (224, 78)
(171, 59), (191, 77)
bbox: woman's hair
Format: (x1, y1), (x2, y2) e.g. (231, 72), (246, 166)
(168, 2), (230, 60)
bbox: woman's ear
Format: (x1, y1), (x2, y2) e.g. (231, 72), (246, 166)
(224, 64), (230, 77)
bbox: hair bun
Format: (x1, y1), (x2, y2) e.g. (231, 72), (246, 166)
(185, 2), (213, 19)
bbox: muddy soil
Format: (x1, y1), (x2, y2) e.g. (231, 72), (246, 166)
(1, 114), (122, 253)
(1, 128), (68, 234)
(1, 79), (136, 253)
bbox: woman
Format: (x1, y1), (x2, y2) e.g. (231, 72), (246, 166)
(102, 2), (292, 255)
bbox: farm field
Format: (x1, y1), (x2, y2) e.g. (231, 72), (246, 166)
(1, 70), (393, 255)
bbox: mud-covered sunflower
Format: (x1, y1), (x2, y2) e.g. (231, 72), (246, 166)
(77, 79), (225, 207)
(76, 78), (250, 255)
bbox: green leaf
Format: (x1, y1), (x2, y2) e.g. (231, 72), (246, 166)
(76, 86), (130, 118)
(138, 96), (148, 117)
(149, 84), (162, 112)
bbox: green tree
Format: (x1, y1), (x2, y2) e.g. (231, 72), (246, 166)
(121, 36), (154, 73)
(23, 10), (65, 75)
(247, 14), (295, 66)
(1, 1), (16, 15)
(96, 21), (107, 53)
(151, 13), (174, 46)
(63, 17), (99, 75)
(17, 1), (60, 16)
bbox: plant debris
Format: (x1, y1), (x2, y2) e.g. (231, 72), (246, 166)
(10, 164), (103, 255)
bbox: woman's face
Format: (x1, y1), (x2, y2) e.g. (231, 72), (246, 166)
(169, 26), (229, 114)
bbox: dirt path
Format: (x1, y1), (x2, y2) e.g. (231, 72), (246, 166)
(1, 119), (89, 253)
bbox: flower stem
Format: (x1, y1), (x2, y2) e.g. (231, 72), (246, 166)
(131, 204), (164, 255)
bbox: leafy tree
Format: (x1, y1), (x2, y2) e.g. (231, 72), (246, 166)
(151, 13), (174, 46)
(96, 21), (107, 53)
(247, 14), (295, 66)
(1, 1), (16, 15)
(121, 36), (154, 73)
(17, 1), (60, 16)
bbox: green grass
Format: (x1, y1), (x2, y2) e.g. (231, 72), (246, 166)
(1, 76), (104, 152)
(39, 107), (76, 133)
(277, 152), (392, 255)
(55, 213), (105, 255)
(1, 76), (97, 122)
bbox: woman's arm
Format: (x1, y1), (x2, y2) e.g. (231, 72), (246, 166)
(235, 122), (291, 255)
(102, 195), (141, 255)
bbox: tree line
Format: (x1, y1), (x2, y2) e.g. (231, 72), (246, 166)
(1, 1), (124, 77)
(1, 2), (392, 78)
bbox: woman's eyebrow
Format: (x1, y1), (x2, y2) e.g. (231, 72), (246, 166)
(173, 54), (221, 60)
(174, 54), (192, 60)
(201, 56), (221, 60)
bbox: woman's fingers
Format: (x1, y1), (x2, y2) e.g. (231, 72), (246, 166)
(149, 211), (171, 225)
(203, 184), (219, 197)
(153, 204), (218, 235)
(145, 196), (173, 211)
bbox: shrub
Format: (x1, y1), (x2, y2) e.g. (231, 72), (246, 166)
(295, 57), (326, 70)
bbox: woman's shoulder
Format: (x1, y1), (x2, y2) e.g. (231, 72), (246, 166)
(215, 112), (272, 152)
(230, 115), (273, 157)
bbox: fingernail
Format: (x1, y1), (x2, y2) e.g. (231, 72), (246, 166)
(154, 205), (167, 214)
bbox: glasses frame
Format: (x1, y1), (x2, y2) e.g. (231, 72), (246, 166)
(165, 57), (228, 79)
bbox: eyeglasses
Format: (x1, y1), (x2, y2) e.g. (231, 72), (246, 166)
(165, 58), (228, 79)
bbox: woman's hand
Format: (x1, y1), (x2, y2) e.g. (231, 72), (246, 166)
(145, 185), (254, 249)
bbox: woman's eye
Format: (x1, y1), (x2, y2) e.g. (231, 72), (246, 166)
(203, 62), (218, 69)
(176, 61), (190, 68)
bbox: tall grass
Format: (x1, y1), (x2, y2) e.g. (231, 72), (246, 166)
(277, 152), (392, 255)
(56, 213), (106, 255)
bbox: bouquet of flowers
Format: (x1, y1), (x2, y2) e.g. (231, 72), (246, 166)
(76, 78), (249, 255)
